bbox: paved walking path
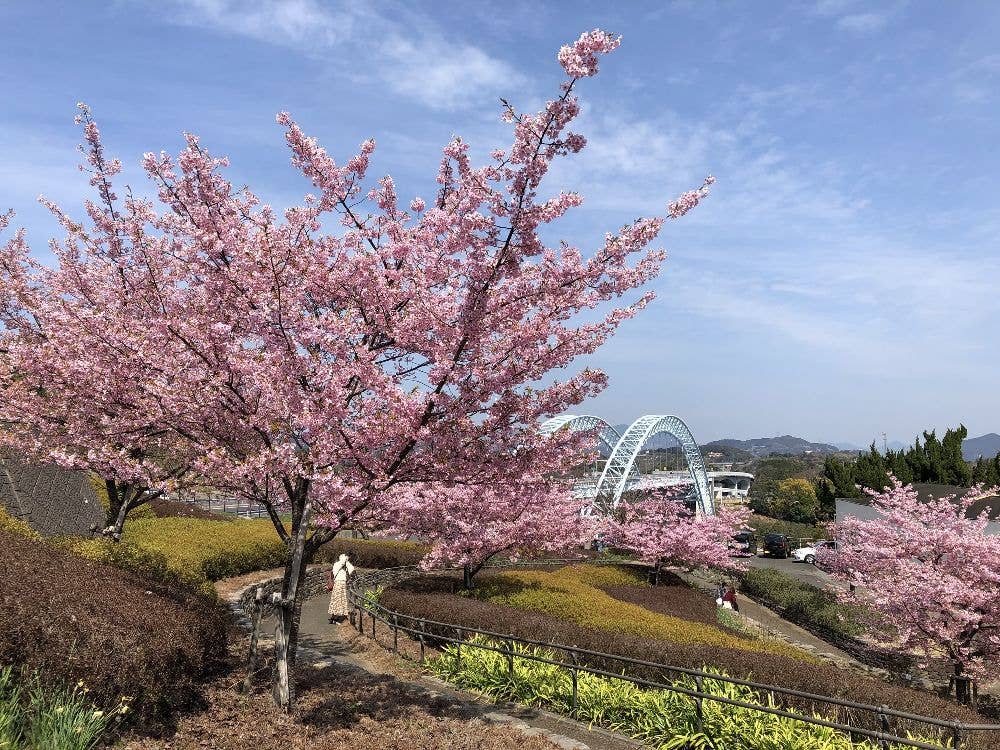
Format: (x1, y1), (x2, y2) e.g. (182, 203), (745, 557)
(681, 569), (859, 663)
(225, 572), (642, 750)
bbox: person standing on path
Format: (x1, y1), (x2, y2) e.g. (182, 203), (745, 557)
(327, 553), (355, 624)
(722, 582), (740, 613)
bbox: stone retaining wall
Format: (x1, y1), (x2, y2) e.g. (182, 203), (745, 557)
(230, 565), (329, 632)
(0, 455), (103, 536)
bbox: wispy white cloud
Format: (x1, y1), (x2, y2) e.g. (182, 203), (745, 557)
(946, 54), (1000, 104)
(836, 12), (890, 34)
(167, 0), (348, 46)
(375, 34), (523, 111)
(813, 0), (902, 35)
(159, 0), (526, 111)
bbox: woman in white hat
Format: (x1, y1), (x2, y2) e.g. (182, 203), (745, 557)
(327, 553), (355, 624)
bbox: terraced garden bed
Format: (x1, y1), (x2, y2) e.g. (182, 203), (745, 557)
(379, 563), (993, 733)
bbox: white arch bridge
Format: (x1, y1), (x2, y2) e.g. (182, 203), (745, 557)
(539, 414), (716, 516)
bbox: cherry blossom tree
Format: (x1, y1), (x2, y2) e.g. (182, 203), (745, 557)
(387, 480), (592, 589)
(0, 29), (715, 708)
(0, 113), (194, 539)
(604, 486), (750, 582)
(826, 478), (1000, 703)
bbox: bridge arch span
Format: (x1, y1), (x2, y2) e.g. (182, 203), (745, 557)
(593, 415), (715, 516)
(538, 414), (622, 455)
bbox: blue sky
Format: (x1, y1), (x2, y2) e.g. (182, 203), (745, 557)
(2, 1), (998, 446)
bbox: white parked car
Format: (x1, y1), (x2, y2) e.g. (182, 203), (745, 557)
(791, 540), (836, 565)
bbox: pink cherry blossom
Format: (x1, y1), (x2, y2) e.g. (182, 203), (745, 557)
(558, 29), (621, 78)
(826, 478), (1000, 688)
(385, 481), (591, 588)
(0, 28), (714, 707)
(667, 175), (716, 218)
(603, 486), (750, 574)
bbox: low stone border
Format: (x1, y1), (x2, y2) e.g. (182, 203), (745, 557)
(234, 565), (329, 621)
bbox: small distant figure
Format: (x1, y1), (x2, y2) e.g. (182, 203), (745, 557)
(327, 553), (355, 624)
(721, 582), (740, 613)
(715, 580), (726, 604)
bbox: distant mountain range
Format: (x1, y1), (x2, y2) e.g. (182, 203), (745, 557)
(963, 433), (1000, 461)
(607, 423), (1000, 462)
(701, 436), (841, 458)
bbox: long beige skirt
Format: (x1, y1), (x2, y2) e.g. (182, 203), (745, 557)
(328, 579), (349, 616)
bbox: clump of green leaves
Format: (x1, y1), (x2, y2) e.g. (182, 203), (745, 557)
(0, 666), (129, 750)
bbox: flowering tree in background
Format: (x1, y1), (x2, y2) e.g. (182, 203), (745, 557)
(0, 29), (714, 708)
(388, 481), (591, 589)
(826, 478), (1000, 703)
(604, 486), (750, 581)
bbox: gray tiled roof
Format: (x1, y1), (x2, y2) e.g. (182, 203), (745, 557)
(0, 455), (104, 536)
(837, 483), (1000, 521)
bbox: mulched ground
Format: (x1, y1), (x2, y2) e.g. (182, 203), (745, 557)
(120, 645), (560, 750)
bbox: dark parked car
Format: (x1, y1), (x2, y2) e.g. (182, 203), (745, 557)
(731, 530), (758, 556)
(761, 533), (791, 559)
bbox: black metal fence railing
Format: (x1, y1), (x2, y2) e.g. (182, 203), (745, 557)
(346, 564), (1000, 750)
(167, 491), (270, 519)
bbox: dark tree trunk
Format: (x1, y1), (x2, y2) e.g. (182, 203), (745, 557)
(272, 496), (313, 710)
(101, 480), (150, 541)
(953, 663), (973, 706)
(463, 564), (474, 591)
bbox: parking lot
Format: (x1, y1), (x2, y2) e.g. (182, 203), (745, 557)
(745, 553), (832, 586)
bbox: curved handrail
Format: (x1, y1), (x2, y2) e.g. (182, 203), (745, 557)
(346, 563), (999, 750)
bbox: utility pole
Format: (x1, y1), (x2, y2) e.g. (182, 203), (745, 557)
(882, 432), (888, 454)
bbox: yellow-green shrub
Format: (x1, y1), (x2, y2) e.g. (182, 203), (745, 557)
(59, 536), (216, 599)
(56, 516), (288, 599)
(122, 517), (286, 585)
(471, 565), (813, 661)
(315, 536), (428, 568)
(0, 505), (41, 541)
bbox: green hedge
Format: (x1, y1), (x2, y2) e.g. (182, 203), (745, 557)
(431, 636), (956, 750)
(740, 567), (863, 640)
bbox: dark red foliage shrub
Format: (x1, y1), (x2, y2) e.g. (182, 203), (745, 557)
(315, 537), (428, 568)
(148, 497), (231, 520)
(0, 530), (229, 728)
(602, 582), (720, 627)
